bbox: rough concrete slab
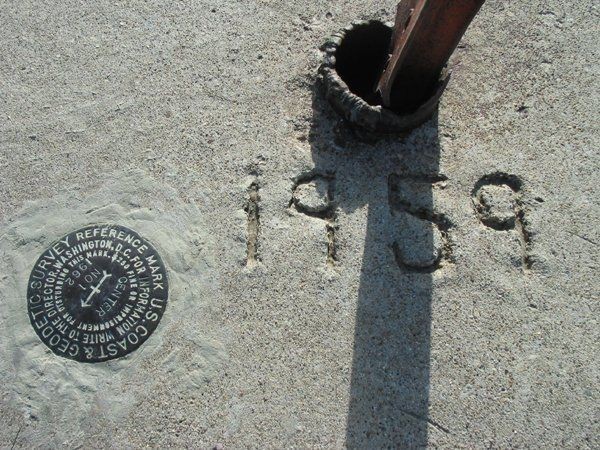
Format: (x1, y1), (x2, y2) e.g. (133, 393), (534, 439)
(0, 0), (598, 448)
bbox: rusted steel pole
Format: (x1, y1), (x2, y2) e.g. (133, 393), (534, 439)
(377, 0), (486, 113)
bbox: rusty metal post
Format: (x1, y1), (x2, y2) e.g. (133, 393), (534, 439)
(377, 0), (486, 113)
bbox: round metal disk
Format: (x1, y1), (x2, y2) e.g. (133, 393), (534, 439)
(27, 224), (168, 363)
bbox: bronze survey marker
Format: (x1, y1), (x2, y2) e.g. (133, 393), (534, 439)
(27, 225), (168, 363)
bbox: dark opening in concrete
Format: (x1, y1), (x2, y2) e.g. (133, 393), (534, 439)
(320, 21), (448, 135)
(334, 21), (391, 107)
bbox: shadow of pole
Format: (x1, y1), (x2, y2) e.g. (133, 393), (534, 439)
(309, 84), (442, 448)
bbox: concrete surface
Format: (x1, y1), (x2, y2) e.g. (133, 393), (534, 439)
(0, 0), (598, 448)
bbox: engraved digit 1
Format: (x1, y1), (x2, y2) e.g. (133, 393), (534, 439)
(245, 181), (260, 267)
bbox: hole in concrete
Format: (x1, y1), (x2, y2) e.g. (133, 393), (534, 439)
(321, 20), (448, 133)
(334, 21), (391, 107)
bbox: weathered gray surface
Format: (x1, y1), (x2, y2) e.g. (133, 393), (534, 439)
(0, 0), (598, 448)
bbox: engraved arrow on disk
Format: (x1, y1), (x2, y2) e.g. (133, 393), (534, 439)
(81, 270), (111, 308)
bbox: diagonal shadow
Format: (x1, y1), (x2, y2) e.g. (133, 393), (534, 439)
(309, 83), (442, 448)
